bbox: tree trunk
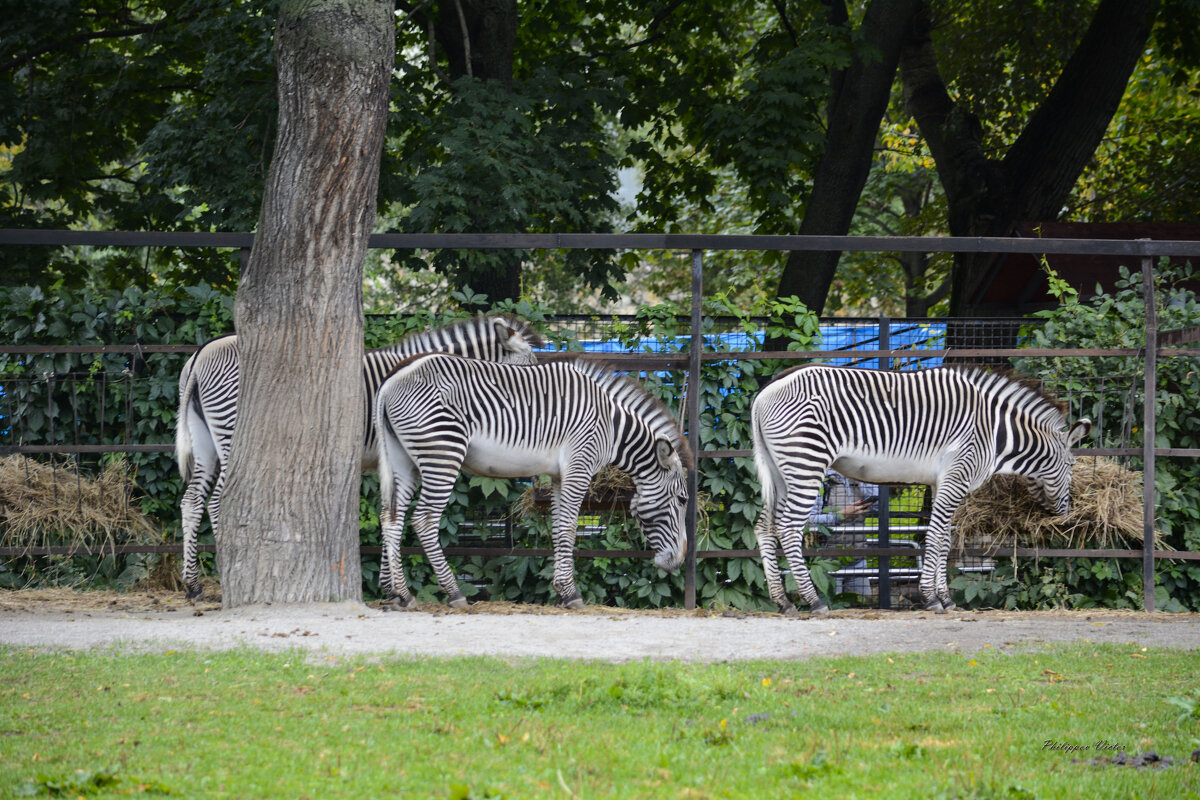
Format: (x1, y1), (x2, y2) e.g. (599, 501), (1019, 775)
(218, 0), (394, 608)
(775, 0), (923, 316)
(901, 0), (1159, 316)
(433, 0), (523, 306)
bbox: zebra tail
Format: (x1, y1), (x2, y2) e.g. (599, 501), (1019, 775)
(175, 353), (199, 482)
(374, 387), (398, 517)
(750, 400), (781, 513)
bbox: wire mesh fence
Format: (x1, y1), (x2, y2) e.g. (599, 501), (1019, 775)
(2, 229), (1198, 609)
(0, 313), (1179, 602)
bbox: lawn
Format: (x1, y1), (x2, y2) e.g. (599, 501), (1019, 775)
(1, 643), (1197, 798)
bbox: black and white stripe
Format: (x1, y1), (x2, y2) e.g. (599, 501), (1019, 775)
(374, 354), (691, 609)
(174, 315), (543, 598)
(751, 364), (1090, 614)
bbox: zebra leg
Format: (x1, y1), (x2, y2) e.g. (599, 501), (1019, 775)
(754, 510), (794, 615)
(180, 418), (222, 600)
(412, 456), (469, 609)
(379, 465), (419, 610)
(921, 481), (968, 613)
(549, 477), (589, 609)
(777, 524), (828, 616)
(180, 463), (217, 600)
(777, 481), (829, 615)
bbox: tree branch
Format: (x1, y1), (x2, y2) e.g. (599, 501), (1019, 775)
(452, 0), (472, 78)
(1003, 0), (1159, 220)
(593, 0), (688, 56)
(1, 20), (177, 75)
(772, 0), (800, 48)
(425, 16), (453, 87)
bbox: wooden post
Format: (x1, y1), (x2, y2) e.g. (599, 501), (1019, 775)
(685, 249), (703, 610)
(1141, 253), (1157, 612)
(876, 317), (892, 609)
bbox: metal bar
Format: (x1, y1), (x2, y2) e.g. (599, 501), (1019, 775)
(696, 447), (1191, 459)
(0, 445), (174, 454)
(729, 348), (1146, 359)
(0, 230), (256, 247)
(876, 317), (892, 610)
(7, 545), (1198, 560)
(0, 345), (200, 354)
(6, 345), (1199, 359)
(5, 228), (1200, 257)
(5, 442), (1193, 459)
(1142, 255), (1158, 611)
(1160, 325), (1200, 347)
(685, 249), (703, 610)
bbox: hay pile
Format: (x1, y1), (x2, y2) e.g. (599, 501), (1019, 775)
(512, 466), (636, 519)
(0, 455), (158, 554)
(952, 457), (1160, 550)
(513, 466), (711, 531)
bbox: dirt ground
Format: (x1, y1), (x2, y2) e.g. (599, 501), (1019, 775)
(2, 588), (1199, 662)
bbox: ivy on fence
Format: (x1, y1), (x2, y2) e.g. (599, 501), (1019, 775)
(3, 274), (1199, 611)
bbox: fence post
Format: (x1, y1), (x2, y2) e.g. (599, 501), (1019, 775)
(1141, 254), (1157, 612)
(876, 317), (892, 609)
(685, 249), (703, 610)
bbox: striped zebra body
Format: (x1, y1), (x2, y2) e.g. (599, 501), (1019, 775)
(174, 315), (543, 599)
(374, 354), (690, 609)
(751, 364), (1090, 614)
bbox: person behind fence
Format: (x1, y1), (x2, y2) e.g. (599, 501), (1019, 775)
(810, 470), (879, 538)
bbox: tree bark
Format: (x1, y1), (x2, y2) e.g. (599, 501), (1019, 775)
(218, 0), (394, 607)
(775, 0), (923, 316)
(901, 0), (1159, 315)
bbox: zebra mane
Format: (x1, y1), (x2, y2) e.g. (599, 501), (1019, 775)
(951, 366), (1068, 430)
(567, 360), (693, 466)
(378, 314), (545, 354)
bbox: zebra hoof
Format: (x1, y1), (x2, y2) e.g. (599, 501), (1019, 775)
(777, 601), (798, 617)
(382, 596), (418, 611)
(185, 586), (203, 601)
(447, 595), (469, 610)
(555, 591), (584, 610)
(809, 601), (831, 617)
(940, 599), (958, 613)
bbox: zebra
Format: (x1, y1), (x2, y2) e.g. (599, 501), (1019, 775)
(175, 314), (544, 599)
(373, 353), (691, 609)
(751, 364), (1091, 614)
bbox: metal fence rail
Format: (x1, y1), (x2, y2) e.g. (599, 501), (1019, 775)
(3, 229), (1200, 611)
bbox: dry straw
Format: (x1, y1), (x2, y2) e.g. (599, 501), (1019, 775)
(514, 465), (712, 534)
(952, 456), (1161, 551)
(0, 455), (158, 554)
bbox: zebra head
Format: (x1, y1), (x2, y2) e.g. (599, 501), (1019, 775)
(491, 315), (543, 365)
(1025, 418), (1092, 515)
(627, 438), (690, 572)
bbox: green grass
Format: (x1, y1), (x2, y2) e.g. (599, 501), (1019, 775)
(2, 644), (1198, 798)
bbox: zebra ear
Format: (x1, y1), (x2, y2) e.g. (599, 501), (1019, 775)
(493, 318), (518, 346)
(655, 438), (675, 469)
(1067, 419), (1091, 447)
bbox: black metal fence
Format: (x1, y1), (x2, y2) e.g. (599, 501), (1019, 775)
(2, 229), (1200, 611)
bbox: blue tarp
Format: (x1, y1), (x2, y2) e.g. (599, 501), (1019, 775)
(545, 321), (948, 371)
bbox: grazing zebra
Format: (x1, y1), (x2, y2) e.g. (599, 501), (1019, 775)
(175, 315), (543, 599)
(751, 364), (1090, 614)
(373, 353), (690, 609)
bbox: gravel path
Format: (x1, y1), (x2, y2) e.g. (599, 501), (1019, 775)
(3, 589), (1199, 662)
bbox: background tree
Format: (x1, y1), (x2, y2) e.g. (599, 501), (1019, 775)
(217, 0), (393, 607)
(4, 0), (1199, 316)
(900, 0), (1161, 316)
(383, 0), (626, 308)
(612, 0), (922, 316)
(0, 0), (278, 289)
